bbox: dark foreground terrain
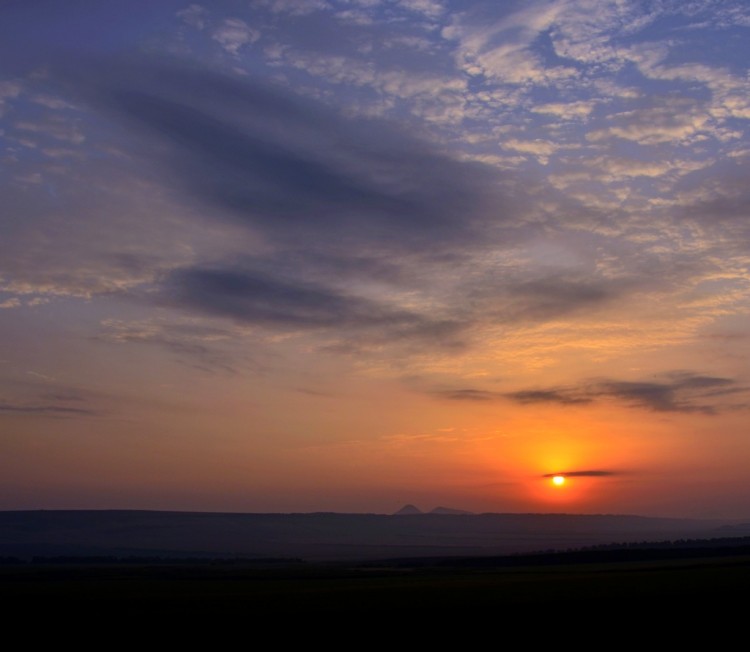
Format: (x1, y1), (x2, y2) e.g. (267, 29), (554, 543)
(3, 547), (749, 619)
(4, 510), (749, 625)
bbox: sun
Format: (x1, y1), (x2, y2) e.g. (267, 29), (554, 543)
(551, 475), (566, 486)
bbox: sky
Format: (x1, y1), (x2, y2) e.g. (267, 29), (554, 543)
(1, 0), (750, 518)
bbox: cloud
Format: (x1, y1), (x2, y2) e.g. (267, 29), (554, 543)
(39, 54), (541, 354)
(273, 46), (468, 123)
(586, 100), (709, 145)
(0, 174), (190, 298)
(97, 319), (247, 374)
(68, 58), (496, 250)
(38, 390), (87, 402)
(531, 101), (595, 120)
(165, 266), (407, 328)
(9, 6), (746, 367)
(506, 389), (591, 405)
(583, 155), (711, 181)
(3, 57), (477, 305)
(678, 158), (750, 227)
(399, 0), (445, 19)
(258, 0), (331, 16)
(597, 374), (741, 415)
(509, 373), (744, 414)
(432, 389), (499, 401)
(548, 0), (656, 65)
(177, 4), (208, 30)
(0, 402), (98, 417)
(212, 18), (260, 55)
(0, 378), (115, 420)
(161, 265), (466, 349)
(14, 117), (86, 145)
(503, 138), (560, 163)
(0, 79), (22, 116)
(444, 0), (636, 85)
(634, 58), (750, 123)
(543, 470), (616, 478)
(500, 274), (627, 321)
(432, 386), (591, 405)
(434, 373), (745, 415)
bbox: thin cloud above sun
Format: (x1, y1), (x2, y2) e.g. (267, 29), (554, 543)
(543, 471), (618, 478)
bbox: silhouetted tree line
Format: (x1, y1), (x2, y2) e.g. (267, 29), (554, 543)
(373, 536), (750, 569)
(580, 535), (750, 551)
(428, 536), (750, 568)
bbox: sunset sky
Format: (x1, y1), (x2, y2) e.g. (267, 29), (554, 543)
(2, 0), (750, 518)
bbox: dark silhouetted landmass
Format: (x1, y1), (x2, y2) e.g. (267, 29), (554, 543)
(0, 509), (742, 562)
(3, 543), (750, 619)
(429, 506), (474, 515)
(3, 510), (750, 619)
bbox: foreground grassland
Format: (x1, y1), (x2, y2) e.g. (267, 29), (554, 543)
(3, 553), (749, 616)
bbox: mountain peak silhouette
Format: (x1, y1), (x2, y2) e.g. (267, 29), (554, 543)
(394, 504), (423, 515)
(429, 506), (473, 515)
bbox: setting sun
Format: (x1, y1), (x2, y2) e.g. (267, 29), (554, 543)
(552, 475), (566, 486)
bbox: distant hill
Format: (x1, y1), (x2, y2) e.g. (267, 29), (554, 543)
(395, 505), (473, 515)
(714, 522), (750, 535)
(430, 506), (474, 515)
(0, 510), (739, 562)
(394, 504), (423, 515)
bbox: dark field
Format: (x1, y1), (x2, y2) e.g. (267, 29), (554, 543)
(4, 511), (748, 625)
(3, 553), (749, 617)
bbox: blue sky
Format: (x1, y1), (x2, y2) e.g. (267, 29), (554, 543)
(1, 0), (750, 516)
